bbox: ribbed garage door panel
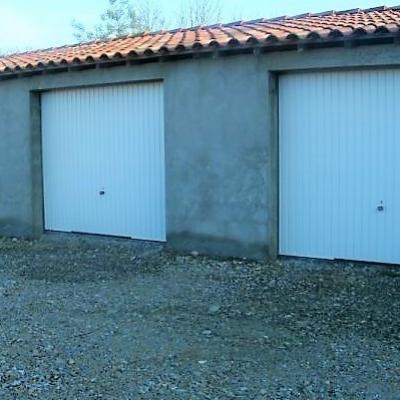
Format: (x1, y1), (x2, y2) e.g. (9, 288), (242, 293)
(279, 70), (400, 264)
(42, 82), (166, 241)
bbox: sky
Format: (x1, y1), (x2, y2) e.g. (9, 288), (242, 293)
(1, 0), (399, 51)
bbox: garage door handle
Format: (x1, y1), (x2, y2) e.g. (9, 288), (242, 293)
(99, 190), (105, 196)
(377, 202), (384, 212)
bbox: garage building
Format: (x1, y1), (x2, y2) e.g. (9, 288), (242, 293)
(1, 6), (400, 263)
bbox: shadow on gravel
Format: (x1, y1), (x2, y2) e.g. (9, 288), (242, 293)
(239, 260), (400, 342)
(0, 236), (166, 283)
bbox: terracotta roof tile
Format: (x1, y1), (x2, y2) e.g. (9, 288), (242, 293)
(2, 6), (400, 76)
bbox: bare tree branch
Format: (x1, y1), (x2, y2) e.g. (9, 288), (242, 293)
(138, 0), (166, 32)
(178, 0), (222, 27)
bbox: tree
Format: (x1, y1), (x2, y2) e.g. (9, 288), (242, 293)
(72, 0), (165, 42)
(71, 0), (223, 43)
(178, 0), (222, 27)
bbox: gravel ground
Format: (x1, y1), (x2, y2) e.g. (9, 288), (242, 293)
(0, 235), (399, 399)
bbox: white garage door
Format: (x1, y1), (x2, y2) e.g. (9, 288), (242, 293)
(42, 82), (166, 241)
(279, 70), (400, 264)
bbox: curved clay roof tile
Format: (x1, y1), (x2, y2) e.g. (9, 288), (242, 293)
(2, 6), (400, 75)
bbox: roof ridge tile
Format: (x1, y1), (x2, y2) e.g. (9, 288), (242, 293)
(361, 6), (389, 12)
(336, 8), (362, 15)
(223, 20), (244, 27)
(291, 13), (312, 19)
(311, 10), (336, 17)
(268, 16), (289, 21)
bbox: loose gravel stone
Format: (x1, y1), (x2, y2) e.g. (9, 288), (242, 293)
(0, 235), (399, 399)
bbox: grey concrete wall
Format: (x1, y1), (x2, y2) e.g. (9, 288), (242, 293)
(1, 44), (400, 259)
(165, 57), (271, 258)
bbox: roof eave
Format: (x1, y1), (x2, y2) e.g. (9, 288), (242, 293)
(0, 33), (398, 81)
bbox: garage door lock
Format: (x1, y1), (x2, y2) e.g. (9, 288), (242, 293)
(99, 190), (106, 196)
(377, 201), (384, 212)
